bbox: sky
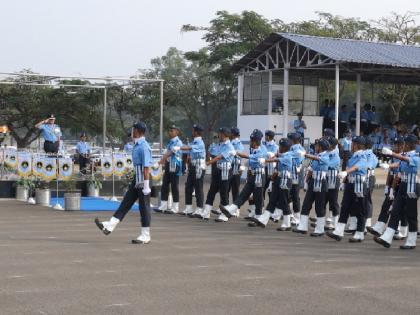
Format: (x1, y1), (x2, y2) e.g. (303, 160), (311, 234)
(1, 0), (419, 77)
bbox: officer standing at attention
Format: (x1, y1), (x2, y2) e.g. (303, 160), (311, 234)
(229, 127), (244, 204)
(220, 129), (266, 223)
(76, 133), (91, 175)
(205, 127), (236, 222)
(35, 114), (62, 154)
(263, 130), (279, 198)
(293, 112), (307, 142)
(155, 125), (183, 214)
(178, 124), (206, 217)
(94, 122), (152, 244)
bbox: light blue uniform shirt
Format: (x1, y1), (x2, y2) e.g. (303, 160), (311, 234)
(293, 120), (305, 134)
(38, 124), (61, 142)
(290, 143), (305, 166)
(124, 142), (134, 153)
(346, 151), (367, 176)
(249, 146), (266, 170)
(340, 137), (352, 151)
(166, 136), (183, 159)
(208, 142), (219, 157)
(311, 151), (330, 172)
(400, 151), (420, 174)
(277, 151), (293, 172)
(217, 140), (235, 164)
(132, 137), (152, 167)
(76, 141), (90, 154)
(231, 138), (244, 152)
(263, 140), (279, 154)
(188, 137), (206, 160)
(328, 150), (340, 170)
(365, 149), (378, 170)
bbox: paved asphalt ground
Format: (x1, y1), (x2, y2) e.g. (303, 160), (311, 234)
(1, 183), (420, 315)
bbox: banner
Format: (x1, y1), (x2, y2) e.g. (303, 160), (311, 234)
(17, 152), (32, 177)
(113, 153), (126, 176)
(4, 148), (17, 169)
(33, 156), (45, 177)
(101, 155), (113, 177)
(43, 158), (57, 181)
(58, 158), (73, 180)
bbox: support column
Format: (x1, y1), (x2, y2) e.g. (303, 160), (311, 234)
(103, 87), (107, 154)
(356, 74), (361, 136)
(237, 73), (244, 122)
(268, 71), (273, 115)
(160, 81), (164, 152)
(283, 66), (289, 137)
(334, 64), (340, 138)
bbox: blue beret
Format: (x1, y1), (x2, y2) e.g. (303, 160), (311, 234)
(133, 122), (147, 132)
(327, 136), (338, 147)
(231, 127), (240, 136)
(394, 136), (405, 144)
(404, 134), (418, 144)
(250, 129), (263, 141)
(352, 136), (366, 145)
(80, 132), (87, 137)
(265, 130), (275, 137)
(218, 127), (231, 135)
(364, 136), (373, 146)
(193, 124), (203, 132)
(279, 138), (291, 149)
(318, 138), (330, 150)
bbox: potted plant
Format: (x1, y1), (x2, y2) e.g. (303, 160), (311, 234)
(15, 177), (35, 201)
(34, 179), (51, 207)
(86, 174), (102, 197)
(63, 175), (81, 211)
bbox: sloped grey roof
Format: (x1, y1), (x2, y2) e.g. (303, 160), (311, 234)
(279, 33), (420, 69)
(233, 33), (420, 71)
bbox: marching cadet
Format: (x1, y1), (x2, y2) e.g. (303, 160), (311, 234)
(293, 138), (329, 236)
(288, 133), (305, 226)
(35, 114), (62, 154)
(204, 133), (222, 217)
(94, 122), (152, 244)
(249, 138), (293, 230)
(205, 127), (236, 222)
(368, 136), (405, 237)
(76, 132), (91, 175)
(219, 129), (266, 223)
(262, 130), (279, 198)
(326, 136), (368, 242)
(155, 125), (183, 214)
(364, 136), (379, 229)
(229, 127), (244, 203)
(324, 136), (341, 230)
(178, 124), (206, 217)
(374, 135), (420, 249)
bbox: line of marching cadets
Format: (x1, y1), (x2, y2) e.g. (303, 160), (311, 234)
(94, 122), (420, 249)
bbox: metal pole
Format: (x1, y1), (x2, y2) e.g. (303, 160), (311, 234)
(160, 81), (164, 152)
(356, 74), (361, 136)
(283, 66), (289, 137)
(103, 88), (107, 155)
(335, 64), (340, 138)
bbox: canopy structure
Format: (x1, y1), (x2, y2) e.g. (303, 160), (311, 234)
(233, 33), (420, 137)
(0, 73), (164, 153)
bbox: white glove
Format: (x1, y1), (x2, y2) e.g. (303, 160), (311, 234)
(379, 163), (390, 170)
(142, 180), (151, 195)
(267, 152), (275, 158)
(239, 165), (246, 171)
(267, 181), (273, 192)
(152, 162), (160, 169)
(388, 188), (394, 200)
(303, 181), (308, 191)
(338, 171), (348, 179)
(382, 147), (393, 155)
(258, 158), (266, 164)
(172, 146), (180, 153)
(229, 150), (236, 156)
(339, 182), (345, 191)
(384, 186), (389, 195)
(298, 150), (306, 157)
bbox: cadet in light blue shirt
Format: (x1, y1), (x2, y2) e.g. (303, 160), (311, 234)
(35, 114), (62, 154)
(263, 130), (279, 198)
(156, 125), (184, 214)
(76, 133), (91, 174)
(95, 122), (152, 244)
(229, 127), (244, 204)
(288, 132), (305, 222)
(324, 137), (341, 229)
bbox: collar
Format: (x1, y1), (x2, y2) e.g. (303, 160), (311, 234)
(266, 140), (275, 145)
(232, 137), (240, 142)
(222, 139), (230, 145)
(354, 150), (364, 155)
(134, 137), (145, 144)
(170, 136), (179, 142)
(193, 136), (202, 141)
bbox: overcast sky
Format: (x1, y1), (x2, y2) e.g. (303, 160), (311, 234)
(1, 0), (419, 76)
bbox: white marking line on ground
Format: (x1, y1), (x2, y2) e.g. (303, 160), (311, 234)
(47, 236), (57, 239)
(342, 286), (358, 289)
(314, 272), (336, 276)
(7, 275), (25, 279)
(105, 303), (131, 307)
(72, 260), (84, 263)
(95, 270), (117, 274)
(234, 294), (255, 297)
(111, 249), (122, 252)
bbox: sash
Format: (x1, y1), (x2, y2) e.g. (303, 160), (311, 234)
(327, 169), (338, 190)
(291, 165), (301, 184)
(232, 156), (241, 175)
(279, 170), (291, 190)
(191, 159), (205, 179)
(312, 171), (326, 192)
(218, 162), (231, 181)
(353, 174), (366, 197)
(135, 165), (144, 187)
(406, 173), (418, 199)
(251, 167), (265, 187)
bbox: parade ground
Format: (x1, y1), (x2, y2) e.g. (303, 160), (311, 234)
(1, 186), (420, 315)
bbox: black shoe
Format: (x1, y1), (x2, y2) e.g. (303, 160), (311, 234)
(309, 217), (317, 223)
(292, 228), (307, 234)
(211, 209), (221, 215)
(373, 236), (391, 248)
(324, 225), (334, 231)
(344, 229), (356, 234)
(310, 222), (317, 228)
(244, 216), (254, 221)
(400, 245), (416, 250)
(94, 217), (110, 235)
(310, 232), (324, 237)
(219, 205), (232, 218)
(366, 226), (381, 237)
(349, 237), (363, 243)
(393, 235), (406, 241)
(214, 218), (227, 223)
(277, 226), (292, 231)
(249, 217), (266, 228)
(153, 208), (164, 213)
(326, 231), (342, 241)
(131, 239), (150, 244)
(248, 222), (258, 227)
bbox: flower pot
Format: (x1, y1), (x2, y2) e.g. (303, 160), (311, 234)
(64, 192), (81, 211)
(16, 185), (29, 201)
(86, 183), (99, 197)
(35, 188), (51, 206)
